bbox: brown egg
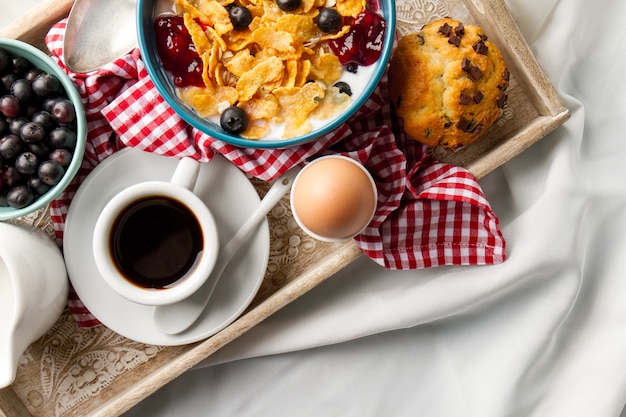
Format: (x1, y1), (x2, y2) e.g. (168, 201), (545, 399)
(290, 155), (377, 241)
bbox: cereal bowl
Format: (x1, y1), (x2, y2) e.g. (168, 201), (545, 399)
(0, 38), (86, 221)
(137, 0), (395, 149)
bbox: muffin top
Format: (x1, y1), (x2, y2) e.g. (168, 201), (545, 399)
(388, 17), (510, 149)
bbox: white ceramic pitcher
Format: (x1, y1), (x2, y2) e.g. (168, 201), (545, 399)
(0, 222), (68, 389)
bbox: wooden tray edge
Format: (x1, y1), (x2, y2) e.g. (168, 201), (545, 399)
(476, 0), (566, 116)
(0, 387), (32, 417)
(468, 109), (570, 179)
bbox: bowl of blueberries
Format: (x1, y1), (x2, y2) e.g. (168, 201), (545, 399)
(137, 0), (395, 148)
(0, 38), (86, 220)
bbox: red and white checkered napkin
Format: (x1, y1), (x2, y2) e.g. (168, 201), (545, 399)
(45, 19), (505, 328)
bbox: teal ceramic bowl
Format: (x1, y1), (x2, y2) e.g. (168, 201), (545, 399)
(0, 38), (86, 221)
(137, 0), (395, 149)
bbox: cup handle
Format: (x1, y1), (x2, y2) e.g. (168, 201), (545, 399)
(170, 157), (200, 191)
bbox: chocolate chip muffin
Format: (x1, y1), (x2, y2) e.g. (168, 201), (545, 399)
(389, 17), (510, 149)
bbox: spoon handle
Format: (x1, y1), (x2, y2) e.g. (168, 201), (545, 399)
(154, 166), (302, 335)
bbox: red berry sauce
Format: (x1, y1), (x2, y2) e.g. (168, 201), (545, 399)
(329, 9), (386, 66)
(154, 16), (204, 87)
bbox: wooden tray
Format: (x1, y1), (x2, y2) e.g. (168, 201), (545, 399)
(0, 0), (569, 416)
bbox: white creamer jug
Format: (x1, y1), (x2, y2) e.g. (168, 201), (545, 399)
(0, 222), (68, 388)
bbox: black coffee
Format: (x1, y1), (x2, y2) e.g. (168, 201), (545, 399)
(109, 196), (204, 289)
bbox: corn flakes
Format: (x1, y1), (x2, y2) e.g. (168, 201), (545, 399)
(336, 0), (366, 18)
(312, 85), (352, 119)
(310, 52), (343, 85)
(224, 49), (257, 77)
(283, 59), (299, 87)
(276, 14), (318, 42)
(241, 122), (271, 140)
(176, 0), (234, 34)
(251, 27), (300, 59)
(240, 96), (281, 121)
(274, 81), (325, 138)
(236, 56), (284, 101)
(179, 85), (238, 117)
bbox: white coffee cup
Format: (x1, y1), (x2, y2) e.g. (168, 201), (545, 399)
(93, 157), (219, 306)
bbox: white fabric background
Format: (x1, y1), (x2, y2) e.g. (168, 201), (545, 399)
(4, 0), (626, 415)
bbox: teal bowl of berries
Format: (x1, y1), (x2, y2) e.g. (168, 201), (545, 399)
(0, 38), (86, 221)
(137, 0), (395, 149)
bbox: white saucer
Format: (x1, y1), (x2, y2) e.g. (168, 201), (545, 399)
(64, 148), (269, 346)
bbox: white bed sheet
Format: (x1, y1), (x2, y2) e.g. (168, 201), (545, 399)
(4, 0), (626, 415)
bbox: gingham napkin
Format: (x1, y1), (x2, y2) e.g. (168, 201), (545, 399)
(45, 19), (505, 328)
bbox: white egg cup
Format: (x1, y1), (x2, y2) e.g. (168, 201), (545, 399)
(290, 155), (378, 242)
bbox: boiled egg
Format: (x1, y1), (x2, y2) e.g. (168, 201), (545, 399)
(290, 155), (377, 241)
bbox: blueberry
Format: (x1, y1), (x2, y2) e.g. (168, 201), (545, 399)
(0, 134), (23, 159)
(42, 97), (58, 113)
(38, 160), (65, 185)
(8, 117), (28, 135)
(3, 166), (22, 187)
(1, 73), (18, 92)
(0, 95), (21, 118)
(345, 62), (359, 74)
(27, 175), (51, 196)
(19, 121), (46, 143)
(6, 185), (34, 208)
(49, 148), (72, 167)
(48, 126), (77, 149)
(220, 106), (248, 135)
(27, 141), (50, 160)
(32, 73), (62, 97)
(10, 79), (34, 103)
(228, 5), (253, 31)
(333, 81), (352, 96)
(276, 0), (301, 12)
(51, 99), (76, 125)
(10, 56), (31, 75)
(23, 68), (43, 82)
(31, 110), (57, 132)
(15, 151), (39, 175)
(317, 8), (342, 33)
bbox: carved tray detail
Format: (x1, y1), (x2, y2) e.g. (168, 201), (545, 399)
(396, 0), (449, 32)
(15, 315), (165, 417)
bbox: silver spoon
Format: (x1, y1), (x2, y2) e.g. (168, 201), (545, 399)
(63, 0), (138, 73)
(153, 166), (302, 335)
